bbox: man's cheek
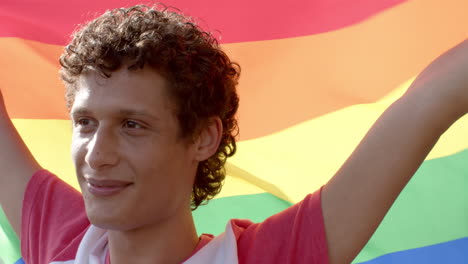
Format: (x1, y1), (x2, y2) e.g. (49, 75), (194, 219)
(70, 136), (88, 163)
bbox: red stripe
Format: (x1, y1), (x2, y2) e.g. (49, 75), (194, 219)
(0, 0), (405, 45)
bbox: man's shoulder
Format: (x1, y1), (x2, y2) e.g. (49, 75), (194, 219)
(22, 170), (90, 264)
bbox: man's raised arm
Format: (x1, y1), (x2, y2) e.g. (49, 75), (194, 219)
(321, 39), (468, 264)
(0, 89), (41, 237)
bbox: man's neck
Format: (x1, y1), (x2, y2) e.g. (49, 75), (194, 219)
(107, 208), (199, 264)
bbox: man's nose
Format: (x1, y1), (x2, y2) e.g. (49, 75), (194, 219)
(85, 127), (119, 169)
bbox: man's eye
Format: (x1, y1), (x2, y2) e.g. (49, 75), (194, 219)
(73, 118), (96, 133)
(77, 118), (91, 126)
(123, 120), (144, 129)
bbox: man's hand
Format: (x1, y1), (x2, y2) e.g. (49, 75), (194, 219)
(0, 88), (41, 237)
(321, 39), (467, 264)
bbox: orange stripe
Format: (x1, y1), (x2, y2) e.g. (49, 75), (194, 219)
(2, 0), (468, 140)
(0, 38), (67, 118)
(229, 0), (468, 139)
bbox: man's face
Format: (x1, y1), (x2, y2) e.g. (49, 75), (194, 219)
(70, 67), (198, 230)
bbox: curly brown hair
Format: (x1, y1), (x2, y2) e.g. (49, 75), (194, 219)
(59, 5), (240, 210)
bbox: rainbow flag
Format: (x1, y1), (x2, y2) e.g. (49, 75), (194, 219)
(1, 0), (468, 263)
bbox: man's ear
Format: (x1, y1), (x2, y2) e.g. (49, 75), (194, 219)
(194, 117), (223, 161)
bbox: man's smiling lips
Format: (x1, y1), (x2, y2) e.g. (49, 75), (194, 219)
(85, 178), (133, 197)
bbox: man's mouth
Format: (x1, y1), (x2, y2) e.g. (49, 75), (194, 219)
(85, 178), (133, 196)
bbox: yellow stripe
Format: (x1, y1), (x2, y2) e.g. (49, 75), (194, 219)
(12, 79), (468, 202)
(10, 119), (266, 198)
(11, 119), (78, 190)
(228, 78), (468, 203)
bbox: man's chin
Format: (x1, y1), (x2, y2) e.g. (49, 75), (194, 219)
(85, 206), (134, 231)
(87, 214), (134, 231)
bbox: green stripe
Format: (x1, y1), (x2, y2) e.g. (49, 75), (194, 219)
(354, 148), (468, 263)
(2, 149), (467, 262)
(193, 148), (468, 262)
(0, 206), (20, 264)
(193, 193), (292, 236)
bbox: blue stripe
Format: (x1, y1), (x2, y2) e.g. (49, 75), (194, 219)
(13, 258), (24, 264)
(359, 237), (468, 264)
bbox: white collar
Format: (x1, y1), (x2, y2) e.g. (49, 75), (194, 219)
(64, 221), (238, 264)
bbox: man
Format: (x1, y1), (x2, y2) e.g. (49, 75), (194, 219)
(0, 4), (467, 264)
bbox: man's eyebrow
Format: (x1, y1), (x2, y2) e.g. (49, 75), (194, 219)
(70, 108), (91, 117)
(69, 108), (159, 120)
(118, 109), (159, 120)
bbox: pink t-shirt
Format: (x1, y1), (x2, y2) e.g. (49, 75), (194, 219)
(21, 170), (329, 263)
